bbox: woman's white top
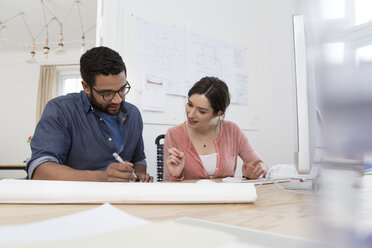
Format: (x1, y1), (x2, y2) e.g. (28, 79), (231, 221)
(199, 153), (217, 177)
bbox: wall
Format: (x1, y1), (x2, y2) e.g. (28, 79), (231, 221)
(100, 0), (299, 179)
(0, 49), (82, 165)
(1, 0), (298, 181)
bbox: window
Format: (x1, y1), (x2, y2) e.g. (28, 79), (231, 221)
(356, 44), (372, 64)
(321, 0), (345, 19)
(59, 75), (83, 95)
(57, 66), (83, 96)
(355, 0), (372, 25)
(323, 42), (345, 64)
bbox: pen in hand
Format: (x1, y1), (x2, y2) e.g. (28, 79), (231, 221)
(112, 152), (137, 181)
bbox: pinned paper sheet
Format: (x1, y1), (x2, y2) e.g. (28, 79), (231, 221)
(0, 179), (257, 204)
(142, 76), (166, 112)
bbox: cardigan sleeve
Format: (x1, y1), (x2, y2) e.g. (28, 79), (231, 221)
(235, 123), (268, 170)
(163, 128), (185, 181)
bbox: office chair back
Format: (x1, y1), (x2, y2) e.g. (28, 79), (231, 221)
(155, 134), (165, 182)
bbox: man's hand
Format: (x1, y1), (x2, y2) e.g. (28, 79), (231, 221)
(242, 160), (267, 179)
(32, 161), (154, 182)
(103, 162), (134, 182)
(133, 164), (154, 182)
(165, 147), (184, 178)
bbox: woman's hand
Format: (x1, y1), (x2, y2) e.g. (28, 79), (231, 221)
(242, 159), (266, 179)
(165, 147), (185, 178)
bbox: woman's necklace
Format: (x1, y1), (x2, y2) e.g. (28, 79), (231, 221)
(186, 122), (220, 150)
(199, 126), (220, 149)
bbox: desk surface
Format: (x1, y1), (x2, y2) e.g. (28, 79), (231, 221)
(0, 182), (317, 239)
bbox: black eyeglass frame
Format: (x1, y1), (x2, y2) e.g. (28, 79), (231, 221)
(91, 81), (131, 101)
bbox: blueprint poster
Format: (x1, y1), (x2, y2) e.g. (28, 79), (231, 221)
(138, 18), (249, 105)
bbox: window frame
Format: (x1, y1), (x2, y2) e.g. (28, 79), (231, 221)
(56, 66), (83, 96)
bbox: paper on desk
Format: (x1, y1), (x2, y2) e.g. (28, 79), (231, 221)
(0, 203), (149, 245)
(0, 179), (257, 204)
(175, 217), (319, 248)
(0, 207), (236, 248)
(222, 177), (290, 185)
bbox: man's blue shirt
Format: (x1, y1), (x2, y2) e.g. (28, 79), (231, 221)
(96, 112), (123, 153)
(26, 91), (146, 179)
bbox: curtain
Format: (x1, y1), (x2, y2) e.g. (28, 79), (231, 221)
(35, 65), (57, 124)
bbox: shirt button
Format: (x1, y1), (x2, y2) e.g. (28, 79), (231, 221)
(216, 168), (219, 170)
(100, 118), (103, 121)
(108, 138), (112, 141)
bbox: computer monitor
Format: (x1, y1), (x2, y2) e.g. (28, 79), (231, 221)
(292, 15), (315, 175)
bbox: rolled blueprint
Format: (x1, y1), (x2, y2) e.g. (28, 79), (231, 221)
(0, 179), (257, 204)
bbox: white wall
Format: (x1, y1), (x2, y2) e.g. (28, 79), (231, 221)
(0, 49), (82, 164)
(1, 0), (299, 181)
(101, 0), (299, 179)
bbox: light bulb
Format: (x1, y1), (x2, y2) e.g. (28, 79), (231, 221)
(43, 47), (49, 58)
(80, 35), (86, 55)
(80, 46), (86, 55)
(43, 35), (49, 58)
(55, 44), (65, 54)
(55, 33), (65, 54)
(26, 43), (37, 63)
(26, 56), (37, 64)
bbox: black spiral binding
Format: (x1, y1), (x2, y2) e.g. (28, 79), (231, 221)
(155, 134), (165, 182)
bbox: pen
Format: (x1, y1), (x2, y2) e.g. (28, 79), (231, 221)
(112, 152), (137, 180)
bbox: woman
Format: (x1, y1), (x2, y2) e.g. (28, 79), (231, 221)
(164, 76), (267, 181)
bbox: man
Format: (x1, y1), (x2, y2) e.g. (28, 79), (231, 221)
(27, 46), (153, 182)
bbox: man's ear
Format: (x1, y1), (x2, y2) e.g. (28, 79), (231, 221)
(82, 81), (91, 95)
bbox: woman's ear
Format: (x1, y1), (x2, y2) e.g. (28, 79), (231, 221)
(216, 110), (223, 117)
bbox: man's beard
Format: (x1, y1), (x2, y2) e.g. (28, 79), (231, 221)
(88, 92), (122, 115)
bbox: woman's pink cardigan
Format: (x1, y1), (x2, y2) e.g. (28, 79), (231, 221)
(163, 120), (266, 181)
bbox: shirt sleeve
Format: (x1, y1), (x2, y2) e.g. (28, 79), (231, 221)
(132, 136), (147, 167)
(26, 100), (72, 177)
(130, 110), (147, 166)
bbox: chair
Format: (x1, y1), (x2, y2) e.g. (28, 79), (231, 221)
(155, 134), (165, 182)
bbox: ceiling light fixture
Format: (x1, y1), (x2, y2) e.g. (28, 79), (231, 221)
(20, 11), (39, 63)
(76, 0), (87, 55)
(26, 42), (37, 63)
(2, 0), (95, 60)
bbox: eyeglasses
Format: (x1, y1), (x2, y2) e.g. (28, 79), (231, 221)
(91, 82), (131, 101)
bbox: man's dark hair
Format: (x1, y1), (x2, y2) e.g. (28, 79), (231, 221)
(80, 46), (127, 86)
(188, 76), (231, 116)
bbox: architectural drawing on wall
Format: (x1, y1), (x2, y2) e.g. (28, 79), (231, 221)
(230, 73), (249, 105)
(196, 45), (223, 76)
(186, 33), (225, 86)
(137, 17), (249, 105)
(138, 19), (188, 97)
